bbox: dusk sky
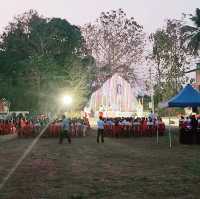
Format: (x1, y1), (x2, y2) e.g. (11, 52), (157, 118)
(1, 0), (200, 33)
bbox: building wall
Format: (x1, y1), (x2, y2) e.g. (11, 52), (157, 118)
(193, 65), (200, 91)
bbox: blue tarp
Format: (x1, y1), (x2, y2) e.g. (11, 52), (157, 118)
(159, 84), (200, 108)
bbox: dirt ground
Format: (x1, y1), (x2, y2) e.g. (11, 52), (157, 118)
(0, 129), (200, 199)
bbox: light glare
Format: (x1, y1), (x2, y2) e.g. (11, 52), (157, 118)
(62, 95), (72, 105)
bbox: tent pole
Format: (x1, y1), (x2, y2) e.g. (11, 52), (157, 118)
(156, 120), (159, 144)
(168, 110), (172, 148)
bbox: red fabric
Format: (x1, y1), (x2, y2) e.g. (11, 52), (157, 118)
(112, 125), (121, 137)
(141, 121), (148, 136)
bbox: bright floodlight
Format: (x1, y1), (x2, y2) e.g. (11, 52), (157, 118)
(62, 95), (72, 105)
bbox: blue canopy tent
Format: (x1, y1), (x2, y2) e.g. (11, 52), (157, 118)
(159, 84), (200, 148)
(160, 84), (200, 108)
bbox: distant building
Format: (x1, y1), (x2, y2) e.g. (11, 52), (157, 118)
(0, 98), (9, 113)
(193, 63), (200, 90)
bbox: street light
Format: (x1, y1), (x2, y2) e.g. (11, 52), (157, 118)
(60, 95), (73, 117)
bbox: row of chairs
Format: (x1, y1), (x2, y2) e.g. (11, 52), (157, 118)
(0, 121), (90, 138)
(0, 123), (16, 135)
(16, 122), (90, 138)
(43, 123), (89, 137)
(104, 123), (165, 137)
(0, 121), (39, 137)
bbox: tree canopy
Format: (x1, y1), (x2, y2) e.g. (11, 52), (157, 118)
(0, 8), (200, 112)
(149, 19), (191, 105)
(0, 10), (91, 112)
(182, 8), (200, 55)
(82, 9), (145, 88)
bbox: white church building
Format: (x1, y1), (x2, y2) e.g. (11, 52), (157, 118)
(85, 74), (142, 117)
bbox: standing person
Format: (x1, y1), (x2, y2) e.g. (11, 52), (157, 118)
(82, 120), (88, 137)
(97, 116), (105, 143)
(148, 110), (156, 120)
(59, 115), (71, 144)
(191, 114), (198, 144)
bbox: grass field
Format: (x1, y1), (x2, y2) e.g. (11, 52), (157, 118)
(0, 129), (200, 199)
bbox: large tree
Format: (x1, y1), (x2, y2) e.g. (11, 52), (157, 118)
(0, 10), (91, 111)
(82, 9), (145, 88)
(0, 10), (84, 69)
(149, 19), (190, 104)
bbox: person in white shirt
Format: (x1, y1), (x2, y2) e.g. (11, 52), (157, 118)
(122, 119), (127, 125)
(97, 116), (105, 143)
(149, 111), (156, 121)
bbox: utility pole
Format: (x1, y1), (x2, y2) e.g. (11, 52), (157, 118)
(149, 67), (155, 113)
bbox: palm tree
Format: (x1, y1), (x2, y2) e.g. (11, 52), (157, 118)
(182, 8), (200, 55)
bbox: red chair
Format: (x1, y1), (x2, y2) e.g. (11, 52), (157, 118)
(23, 123), (29, 137)
(48, 124), (53, 137)
(112, 125), (121, 137)
(146, 123), (154, 136)
(104, 124), (110, 137)
(133, 123), (141, 136)
(11, 124), (16, 134)
(4, 123), (10, 135)
(53, 124), (59, 137)
(0, 123), (3, 135)
(158, 122), (165, 136)
(141, 121), (148, 136)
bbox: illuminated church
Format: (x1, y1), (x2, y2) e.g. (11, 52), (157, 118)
(86, 74), (139, 117)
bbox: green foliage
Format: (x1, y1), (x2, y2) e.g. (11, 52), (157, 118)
(149, 19), (190, 106)
(157, 107), (185, 117)
(182, 8), (200, 55)
(0, 10), (92, 112)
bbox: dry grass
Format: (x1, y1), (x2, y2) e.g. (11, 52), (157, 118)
(0, 129), (200, 199)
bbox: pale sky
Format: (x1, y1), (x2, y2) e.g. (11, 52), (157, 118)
(1, 0), (200, 33)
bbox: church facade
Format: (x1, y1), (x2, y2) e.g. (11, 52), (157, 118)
(86, 74), (139, 117)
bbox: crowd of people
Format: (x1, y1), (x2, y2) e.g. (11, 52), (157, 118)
(47, 117), (90, 138)
(3, 110), (200, 145)
(0, 119), (16, 135)
(1, 111), (166, 145)
(96, 115), (166, 143)
(0, 114), (49, 136)
(0, 113), (90, 139)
